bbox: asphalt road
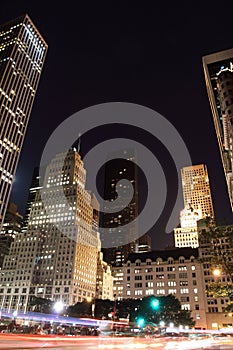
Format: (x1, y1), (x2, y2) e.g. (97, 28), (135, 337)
(0, 334), (233, 349)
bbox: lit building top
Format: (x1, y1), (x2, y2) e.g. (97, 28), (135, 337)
(180, 204), (202, 229)
(181, 164), (214, 219)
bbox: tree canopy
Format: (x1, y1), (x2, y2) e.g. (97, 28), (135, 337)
(198, 219), (233, 311)
(66, 295), (194, 327)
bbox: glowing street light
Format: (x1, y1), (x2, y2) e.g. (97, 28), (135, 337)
(213, 267), (222, 277)
(53, 301), (64, 314)
(160, 321), (165, 327)
(86, 297), (95, 318)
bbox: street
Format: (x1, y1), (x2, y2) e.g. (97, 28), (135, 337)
(1, 334), (233, 350)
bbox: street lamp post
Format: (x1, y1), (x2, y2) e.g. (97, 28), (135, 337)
(86, 297), (95, 318)
(53, 301), (64, 314)
(13, 311), (17, 326)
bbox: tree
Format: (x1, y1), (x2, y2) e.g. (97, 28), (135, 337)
(132, 295), (194, 327)
(198, 219), (233, 311)
(116, 298), (140, 321)
(28, 296), (53, 313)
(67, 299), (114, 319)
(66, 301), (92, 317)
(94, 299), (114, 319)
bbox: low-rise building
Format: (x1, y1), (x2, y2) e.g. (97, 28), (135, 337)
(122, 248), (207, 329)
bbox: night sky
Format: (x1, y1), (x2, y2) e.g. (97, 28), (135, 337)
(1, 1), (233, 249)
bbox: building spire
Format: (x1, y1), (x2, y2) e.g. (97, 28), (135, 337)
(77, 133), (81, 154)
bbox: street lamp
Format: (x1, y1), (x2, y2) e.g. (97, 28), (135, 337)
(86, 297), (95, 318)
(160, 321), (165, 327)
(13, 310), (17, 324)
(213, 267), (222, 277)
(53, 301), (64, 314)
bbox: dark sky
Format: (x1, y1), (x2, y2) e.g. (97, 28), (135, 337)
(1, 1), (233, 249)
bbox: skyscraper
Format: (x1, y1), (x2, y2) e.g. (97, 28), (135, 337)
(22, 166), (44, 232)
(102, 148), (152, 266)
(0, 14), (48, 230)
(0, 149), (99, 311)
(181, 164), (214, 218)
(102, 148), (139, 266)
(202, 48), (233, 208)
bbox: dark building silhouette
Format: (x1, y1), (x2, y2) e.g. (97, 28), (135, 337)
(102, 148), (151, 266)
(0, 202), (22, 267)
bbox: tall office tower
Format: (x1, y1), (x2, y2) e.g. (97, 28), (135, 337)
(0, 202), (22, 267)
(203, 48), (233, 208)
(22, 166), (44, 232)
(102, 148), (139, 266)
(89, 191), (100, 234)
(0, 149), (99, 312)
(181, 164), (215, 218)
(0, 14), (48, 230)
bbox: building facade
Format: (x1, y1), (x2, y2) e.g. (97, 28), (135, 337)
(174, 204), (202, 248)
(122, 248), (207, 329)
(102, 148), (139, 266)
(181, 164), (214, 218)
(0, 202), (22, 267)
(112, 265), (124, 301)
(96, 251), (114, 300)
(0, 150), (99, 312)
(22, 166), (44, 232)
(0, 14), (48, 230)
(202, 48), (233, 208)
(198, 221), (233, 330)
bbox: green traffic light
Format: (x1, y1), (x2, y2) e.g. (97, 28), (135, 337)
(137, 317), (145, 327)
(151, 299), (159, 309)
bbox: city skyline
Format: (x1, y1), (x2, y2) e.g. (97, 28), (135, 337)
(1, 4), (233, 249)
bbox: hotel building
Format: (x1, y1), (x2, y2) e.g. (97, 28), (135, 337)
(122, 248), (207, 329)
(0, 14), (48, 230)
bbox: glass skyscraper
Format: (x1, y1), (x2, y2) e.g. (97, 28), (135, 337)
(203, 48), (233, 208)
(0, 14), (48, 230)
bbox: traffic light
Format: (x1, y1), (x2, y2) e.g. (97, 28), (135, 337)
(151, 298), (159, 310)
(137, 317), (145, 327)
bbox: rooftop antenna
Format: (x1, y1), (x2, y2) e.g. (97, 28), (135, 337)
(77, 133), (81, 154)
